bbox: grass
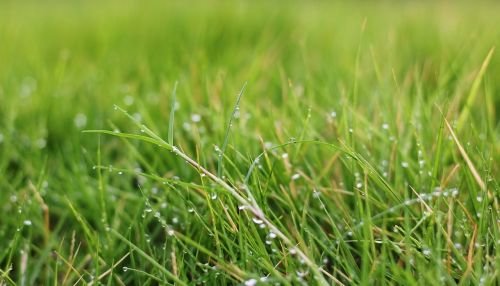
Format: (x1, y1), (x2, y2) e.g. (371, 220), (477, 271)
(0, 0), (499, 285)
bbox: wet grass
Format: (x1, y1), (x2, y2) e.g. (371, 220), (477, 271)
(0, 1), (499, 285)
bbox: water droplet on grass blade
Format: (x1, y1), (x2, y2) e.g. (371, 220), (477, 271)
(252, 218), (264, 225)
(244, 279), (257, 286)
(296, 270), (309, 277)
(312, 190), (320, 198)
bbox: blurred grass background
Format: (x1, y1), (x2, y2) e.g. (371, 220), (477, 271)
(1, 0), (498, 191)
(1, 0), (499, 173)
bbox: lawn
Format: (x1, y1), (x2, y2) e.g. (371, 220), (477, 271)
(0, 1), (499, 285)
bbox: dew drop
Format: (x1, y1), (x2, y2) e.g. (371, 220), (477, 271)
(252, 218), (264, 225)
(244, 279), (257, 286)
(191, 114), (201, 122)
(74, 113), (87, 128)
(296, 270), (309, 277)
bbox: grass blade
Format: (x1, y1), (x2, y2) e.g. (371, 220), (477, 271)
(217, 82), (247, 177)
(457, 47), (495, 130)
(168, 81), (178, 146)
(110, 229), (186, 286)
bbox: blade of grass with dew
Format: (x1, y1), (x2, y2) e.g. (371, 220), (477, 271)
(88, 112), (331, 285)
(168, 81), (178, 146)
(110, 229), (186, 286)
(217, 82), (247, 177)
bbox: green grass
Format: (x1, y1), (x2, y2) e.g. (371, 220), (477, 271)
(1, 1), (499, 285)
